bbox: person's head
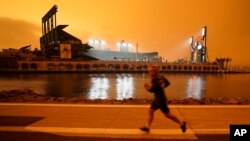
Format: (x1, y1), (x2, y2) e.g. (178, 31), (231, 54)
(148, 65), (159, 77)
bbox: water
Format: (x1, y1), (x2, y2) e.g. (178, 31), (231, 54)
(0, 73), (249, 100)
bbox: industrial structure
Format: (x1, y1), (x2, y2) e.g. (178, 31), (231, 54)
(190, 26), (208, 63)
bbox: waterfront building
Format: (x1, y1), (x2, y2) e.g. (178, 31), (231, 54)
(0, 5), (231, 73)
(39, 5), (157, 62)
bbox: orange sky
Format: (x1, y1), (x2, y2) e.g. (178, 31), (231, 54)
(0, 0), (249, 65)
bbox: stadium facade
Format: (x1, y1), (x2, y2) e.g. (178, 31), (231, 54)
(1, 5), (229, 73)
(39, 5), (158, 62)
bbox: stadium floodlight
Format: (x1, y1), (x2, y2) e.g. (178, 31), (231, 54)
(117, 42), (121, 47)
(202, 26), (206, 37)
(122, 42), (127, 47)
(117, 40), (134, 52)
(88, 39), (94, 44)
(101, 40), (106, 45)
(197, 44), (202, 50)
(128, 43), (132, 47)
(189, 37), (193, 44)
(94, 40), (99, 44)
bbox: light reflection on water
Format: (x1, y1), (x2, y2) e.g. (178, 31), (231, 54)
(88, 74), (134, 100)
(116, 74), (134, 100)
(0, 73), (250, 100)
(89, 77), (109, 100)
(186, 75), (205, 99)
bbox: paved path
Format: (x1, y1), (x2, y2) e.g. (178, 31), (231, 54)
(0, 103), (250, 140)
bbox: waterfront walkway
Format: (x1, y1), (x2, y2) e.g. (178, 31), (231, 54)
(0, 103), (250, 141)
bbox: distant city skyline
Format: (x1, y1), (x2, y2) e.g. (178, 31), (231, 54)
(0, 0), (249, 65)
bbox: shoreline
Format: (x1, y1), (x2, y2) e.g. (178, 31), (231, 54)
(0, 89), (250, 105)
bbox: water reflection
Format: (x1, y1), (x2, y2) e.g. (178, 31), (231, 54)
(87, 74), (134, 100)
(45, 74), (90, 97)
(116, 74), (134, 100)
(2, 73), (250, 100)
(89, 76), (109, 100)
(186, 75), (205, 99)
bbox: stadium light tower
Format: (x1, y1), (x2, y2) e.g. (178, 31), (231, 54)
(88, 39), (106, 50)
(189, 26), (208, 63)
(201, 26), (207, 62)
(189, 36), (193, 45)
(116, 40), (134, 61)
(117, 40), (132, 52)
(189, 36), (194, 62)
(202, 26), (207, 37)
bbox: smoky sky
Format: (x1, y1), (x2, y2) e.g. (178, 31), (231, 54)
(0, 0), (250, 65)
(0, 17), (40, 49)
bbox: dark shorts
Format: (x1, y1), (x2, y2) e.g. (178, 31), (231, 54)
(150, 101), (170, 114)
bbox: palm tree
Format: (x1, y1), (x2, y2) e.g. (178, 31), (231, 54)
(228, 58), (232, 70)
(225, 57), (229, 70)
(217, 58), (226, 70)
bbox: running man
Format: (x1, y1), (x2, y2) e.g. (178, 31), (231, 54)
(140, 65), (186, 133)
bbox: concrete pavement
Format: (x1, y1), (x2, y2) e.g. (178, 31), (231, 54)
(0, 103), (250, 140)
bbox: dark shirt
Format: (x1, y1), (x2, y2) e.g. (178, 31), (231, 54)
(147, 75), (170, 104)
